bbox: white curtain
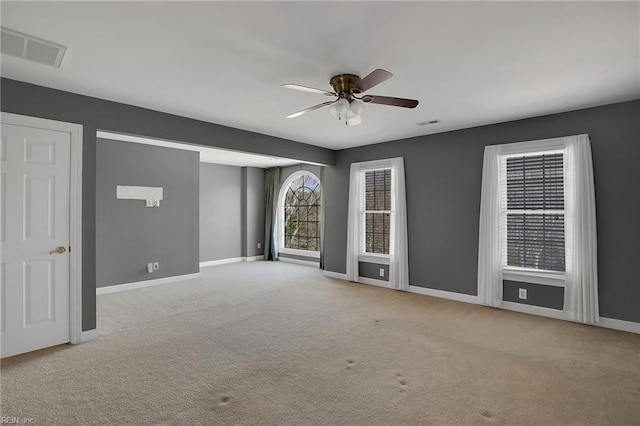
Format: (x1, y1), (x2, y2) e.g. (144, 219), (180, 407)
(263, 167), (280, 261)
(477, 145), (503, 307)
(390, 158), (409, 291)
(563, 135), (599, 324)
(346, 162), (362, 282)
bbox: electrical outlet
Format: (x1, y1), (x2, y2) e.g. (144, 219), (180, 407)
(147, 263), (154, 273)
(379, 268), (385, 277)
(519, 288), (527, 300)
(257, 242), (261, 249)
(153, 262), (159, 271)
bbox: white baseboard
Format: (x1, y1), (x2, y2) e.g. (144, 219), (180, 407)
(357, 276), (394, 289)
(324, 271), (347, 280)
(243, 255), (262, 262)
(96, 272), (202, 295)
(279, 257), (319, 267)
(200, 258), (243, 268)
(501, 301), (639, 334)
(501, 301), (565, 320)
(597, 316), (640, 334)
(200, 256), (263, 268)
(408, 285), (479, 305)
(322, 272), (394, 289)
(79, 329), (98, 343)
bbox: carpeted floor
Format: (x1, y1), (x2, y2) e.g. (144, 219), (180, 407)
(1, 261), (639, 425)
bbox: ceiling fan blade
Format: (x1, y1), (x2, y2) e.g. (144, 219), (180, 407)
(362, 95), (419, 109)
(354, 69), (393, 93)
(286, 101), (335, 118)
(282, 84), (336, 97)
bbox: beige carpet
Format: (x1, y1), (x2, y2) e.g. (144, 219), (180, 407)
(1, 261), (639, 425)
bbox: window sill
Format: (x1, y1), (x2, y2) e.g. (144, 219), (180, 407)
(279, 248), (320, 259)
(359, 254), (390, 265)
(503, 267), (565, 287)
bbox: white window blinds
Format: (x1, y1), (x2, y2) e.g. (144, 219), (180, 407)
(364, 169), (391, 254)
(503, 152), (565, 272)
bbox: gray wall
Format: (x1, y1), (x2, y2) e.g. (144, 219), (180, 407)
(503, 281), (564, 310)
(324, 100), (640, 324)
(200, 163), (242, 262)
(96, 139), (199, 287)
(359, 262), (389, 281)
(1, 77), (334, 331)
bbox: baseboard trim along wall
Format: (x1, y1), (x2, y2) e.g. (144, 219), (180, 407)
(357, 277), (394, 289)
(321, 272), (393, 289)
(279, 257), (319, 267)
(200, 256), (263, 268)
(96, 273), (202, 295)
(598, 317), (640, 334)
(200, 258), (243, 267)
(408, 285), (479, 305)
(79, 329), (99, 343)
(501, 301), (565, 320)
(323, 271), (347, 280)
(323, 271), (640, 334)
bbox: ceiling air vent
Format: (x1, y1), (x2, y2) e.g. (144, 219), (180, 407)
(1, 27), (67, 68)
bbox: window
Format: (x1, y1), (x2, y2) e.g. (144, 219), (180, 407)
(346, 157), (409, 290)
(280, 172), (321, 253)
(502, 152), (565, 273)
(364, 169), (391, 254)
(478, 135), (598, 321)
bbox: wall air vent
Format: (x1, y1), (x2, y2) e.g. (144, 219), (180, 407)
(417, 119), (441, 126)
(1, 27), (67, 68)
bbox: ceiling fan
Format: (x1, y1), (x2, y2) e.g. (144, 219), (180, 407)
(283, 69), (419, 126)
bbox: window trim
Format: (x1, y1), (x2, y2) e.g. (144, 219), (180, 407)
(503, 266), (565, 287)
(277, 170), (321, 257)
(359, 253), (391, 265)
(498, 138), (567, 287)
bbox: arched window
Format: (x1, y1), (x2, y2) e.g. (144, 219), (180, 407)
(278, 171), (321, 253)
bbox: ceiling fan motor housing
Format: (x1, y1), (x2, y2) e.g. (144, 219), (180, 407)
(330, 74), (361, 98)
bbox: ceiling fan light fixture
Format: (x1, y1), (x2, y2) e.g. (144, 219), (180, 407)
(329, 98), (350, 120)
(347, 115), (362, 126)
(350, 99), (365, 116)
(328, 103), (338, 118)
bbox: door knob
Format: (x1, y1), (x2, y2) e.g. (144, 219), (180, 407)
(50, 246), (66, 255)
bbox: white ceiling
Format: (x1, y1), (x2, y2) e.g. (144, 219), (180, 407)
(1, 1), (638, 151)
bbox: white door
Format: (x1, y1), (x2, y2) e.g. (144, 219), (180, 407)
(1, 123), (71, 358)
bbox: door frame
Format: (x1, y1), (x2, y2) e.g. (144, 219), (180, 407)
(1, 112), (83, 345)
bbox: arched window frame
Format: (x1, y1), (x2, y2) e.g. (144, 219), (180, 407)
(277, 170), (322, 259)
